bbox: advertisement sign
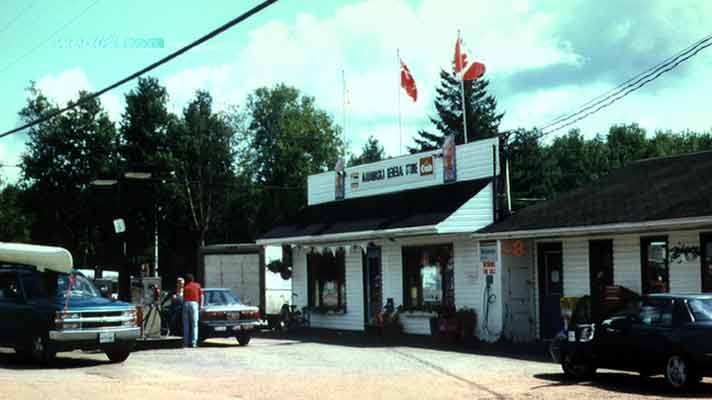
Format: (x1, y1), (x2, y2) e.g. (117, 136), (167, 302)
(351, 154), (435, 192)
(480, 241), (497, 275)
(334, 159), (345, 200)
(443, 134), (457, 184)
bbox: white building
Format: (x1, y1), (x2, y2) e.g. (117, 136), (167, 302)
(257, 137), (508, 341)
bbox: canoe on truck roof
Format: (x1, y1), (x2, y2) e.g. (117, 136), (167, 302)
(0, 242), (73, 274)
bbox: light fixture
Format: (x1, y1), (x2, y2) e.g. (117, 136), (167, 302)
(124, 172), (152, 180)
(90, 179), (118, 186)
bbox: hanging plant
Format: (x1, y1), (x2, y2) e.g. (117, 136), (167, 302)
(266, 260), (293, 280)
(670, 243), (700, 264)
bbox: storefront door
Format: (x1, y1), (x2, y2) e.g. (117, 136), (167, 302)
(702, 233), (712, 292)
(589, 240), (613, 300)
(364, 246), (382, 325)
(538, 243), (563, 339)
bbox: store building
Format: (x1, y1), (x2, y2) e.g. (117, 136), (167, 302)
(474, 151), (712, 341)
(257, 137), (509, 341)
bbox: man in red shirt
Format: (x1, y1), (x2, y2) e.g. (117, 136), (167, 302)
(181, 274), (203, 347)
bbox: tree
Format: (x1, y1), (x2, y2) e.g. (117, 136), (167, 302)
(606, 123), (652, 168)
(505, 128), (556, 210)
(169, 91), (236, 247)
(239, 84), (343, 235)
(0, 178), (31, 242)
(19, 84), (117, 257)
(410, 69), (503, 153)
(348, 135), (385, 166)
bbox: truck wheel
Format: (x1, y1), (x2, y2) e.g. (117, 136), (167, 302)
(561, 351), (595, 380)
(105, 348), (131, 363)
(26, 335), (55, 364)
(665, 354), (699, 389)
(236, 334), (251, 346)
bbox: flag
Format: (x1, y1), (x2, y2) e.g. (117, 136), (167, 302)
(400, 59), (417, 102)
(454, 35), (486, 81)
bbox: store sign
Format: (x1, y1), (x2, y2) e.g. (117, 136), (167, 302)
(443, 134), (457, 183)
(480, 241), (497, 275)
(352, 155), (435, 191)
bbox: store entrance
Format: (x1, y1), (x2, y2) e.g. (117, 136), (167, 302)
(364, 246), (382, 326)
(537, 242), (563, 339)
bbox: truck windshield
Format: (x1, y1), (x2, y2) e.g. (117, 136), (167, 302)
(687, 299), (712, 321)
(57, 273), (100, 299)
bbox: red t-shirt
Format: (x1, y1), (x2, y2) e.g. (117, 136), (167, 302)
(183, 282), (202, 302)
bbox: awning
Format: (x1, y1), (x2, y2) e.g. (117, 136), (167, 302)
(0, 242), (74, 274)
(258, 178), (491, 244)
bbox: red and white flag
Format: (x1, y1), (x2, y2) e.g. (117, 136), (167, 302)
(400, 59), (418, 102)
(454, 35), (486, 81)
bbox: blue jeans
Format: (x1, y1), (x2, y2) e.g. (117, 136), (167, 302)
(182, 301), (199, 347)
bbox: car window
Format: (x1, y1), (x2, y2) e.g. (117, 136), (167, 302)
(635, 300), (673, 327)
(687, 299), (712, 321)
(19, 273), (48, 299)
(204, 290), (241, 306)
(56, 273), (100, 299)
(0, 272), (20, 302)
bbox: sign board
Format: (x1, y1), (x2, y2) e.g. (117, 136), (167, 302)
(480, 241), (497, 275)
(353, 155), (435, 192)
(113, 218), (126, 234)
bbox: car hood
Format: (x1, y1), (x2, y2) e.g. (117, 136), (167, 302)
(202, 304), (259, 312)
(58, 296), (134, 311)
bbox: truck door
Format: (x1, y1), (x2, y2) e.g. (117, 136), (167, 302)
(0, 271), (22, 346)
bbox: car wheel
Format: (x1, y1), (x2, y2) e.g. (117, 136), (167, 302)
(27, 335), (55, 364)
(236, 334), (251, 346)
(105, 348), (131, 363)
(665, 354), (698, 389)
(561, 351), (595, 380)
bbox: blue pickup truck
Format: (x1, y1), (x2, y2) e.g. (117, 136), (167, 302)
(0, 243), (140, 364)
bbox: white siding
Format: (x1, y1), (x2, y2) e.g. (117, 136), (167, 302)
(380, 242), (403, 307)
(291, 248), (364, 331)
(668, 231), (701, 293)
(307, 172), (336, 205)
(436, 183), (494, 234)
(456, 137), (499, 182)
(562, 239), (590, 297)
(614, 235), (642, 293)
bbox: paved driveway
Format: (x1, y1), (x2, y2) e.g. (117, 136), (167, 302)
(1, 333), (711, 399)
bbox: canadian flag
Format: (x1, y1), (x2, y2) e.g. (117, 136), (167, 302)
(400, 59), (418, 102)
(454, 35), (486, 81)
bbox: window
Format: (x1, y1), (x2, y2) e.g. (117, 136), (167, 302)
(402, 244), (454, 310)
(19, 273), (49, 300)
(0, 272), (20, 302)
(307, 251), (346, 310)
(687, 299), (712, 321)
(641, 236), (669, 294)
(634, 300), (673, 327)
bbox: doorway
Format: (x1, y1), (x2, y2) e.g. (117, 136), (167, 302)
(363, 246), (382, 325)
(537, 242), (563, 339)
(702, 233), (712, 292)
(589, 240), (613, 299)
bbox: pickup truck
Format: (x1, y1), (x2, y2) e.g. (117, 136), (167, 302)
(0, 243), (140, 363)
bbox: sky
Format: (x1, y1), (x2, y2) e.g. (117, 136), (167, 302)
(1, 0), (711, 183)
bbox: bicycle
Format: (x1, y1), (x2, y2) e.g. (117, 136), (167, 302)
(277, 293), (310, 333)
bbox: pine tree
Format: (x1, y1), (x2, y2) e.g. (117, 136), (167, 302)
(409, 69), (503, 153)
(348, 135), (386, 166)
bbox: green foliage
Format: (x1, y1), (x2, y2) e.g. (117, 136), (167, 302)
(410, 69), (503, 152)
(0, 180), (31, 242)
(348, 135), (385, 166)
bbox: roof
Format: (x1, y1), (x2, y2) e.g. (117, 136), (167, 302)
(0, 242), (73, 274)
(478, 151), (712, 235)
(259, 178), (492, 242)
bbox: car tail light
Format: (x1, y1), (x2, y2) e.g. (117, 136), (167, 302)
(203, 311), (226, 320)
(240, 311), (260, 320)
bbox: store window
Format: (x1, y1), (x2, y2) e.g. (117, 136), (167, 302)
(641, 236), (669, 294)
(402, 244), (454, 311)
(307, 250), (346, 311)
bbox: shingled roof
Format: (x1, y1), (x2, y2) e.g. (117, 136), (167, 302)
(478, 150), (712, 234)
(260, 178), (491, 240)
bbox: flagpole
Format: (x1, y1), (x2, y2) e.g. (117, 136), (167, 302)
(342, 69), (347, 155)
(458, 30), (469, 144)
(397, 48), (403, 155)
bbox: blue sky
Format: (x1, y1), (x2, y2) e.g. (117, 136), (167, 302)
(2, 0), (712, 183)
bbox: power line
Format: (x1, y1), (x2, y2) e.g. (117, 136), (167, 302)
(541, 33), (712, 131)
(0, 0), (100, 74)
(0, 0), (279, 140)
(542, 39), (712, 136)
(0, 0), (39, 36)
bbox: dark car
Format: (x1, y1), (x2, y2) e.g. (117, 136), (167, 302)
(199, 288), (261, 346)
(553, 294), (712, 388)
(0, 243), (139, 364)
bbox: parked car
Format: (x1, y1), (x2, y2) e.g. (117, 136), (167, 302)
(161, 288), (261, 345)
(0, 243), (140, 364)
(199, 288), (261, 345)
(552, 293), (712, 389)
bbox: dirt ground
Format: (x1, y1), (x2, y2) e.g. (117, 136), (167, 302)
(1, 334), (711, 400)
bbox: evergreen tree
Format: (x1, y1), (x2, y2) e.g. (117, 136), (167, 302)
(409, 69), (503, 153)
(348, 135), (385, 166)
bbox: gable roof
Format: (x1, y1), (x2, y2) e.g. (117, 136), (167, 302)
(478, 150), (712, 235)
(259, 178), (491, 242)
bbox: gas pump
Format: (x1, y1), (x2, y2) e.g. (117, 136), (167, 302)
(130, 264), (162, 338)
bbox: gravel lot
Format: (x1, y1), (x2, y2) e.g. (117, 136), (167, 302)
(1, 332), (711, 400)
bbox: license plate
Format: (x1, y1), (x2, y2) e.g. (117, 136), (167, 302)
(227, 312), (240, 320)
(567, 331), (576, 342)
(99, 331), (115, 344)
(215, 326), (227, 332)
